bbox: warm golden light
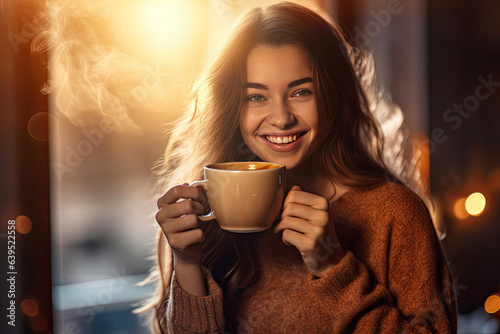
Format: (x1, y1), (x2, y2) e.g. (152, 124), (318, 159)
(465, 192), (486, 216)
(485, 294), (500, 314)
(21, 299), (39, 317)
(131, 0), (199, 57)
(15, 215), (32, 234)
(453, 198), (468, 220)
(249, 164), (256, 170)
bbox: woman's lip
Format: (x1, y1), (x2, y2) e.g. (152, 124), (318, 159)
(261, 131), (305, 137)
(259, 132), (306, 152)
(261, 132), (306, 144)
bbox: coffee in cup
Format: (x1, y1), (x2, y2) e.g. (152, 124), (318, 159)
(190, 162), (285, 233)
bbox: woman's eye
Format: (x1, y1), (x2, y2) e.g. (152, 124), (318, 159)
(247, 95), (266, 102)
(292, 89), (312, 97)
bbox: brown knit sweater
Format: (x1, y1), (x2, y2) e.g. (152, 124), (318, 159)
(164, 182), (457, 333)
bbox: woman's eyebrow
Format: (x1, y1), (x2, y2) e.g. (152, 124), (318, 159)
(245, 82), (269, 90)
(244, 77), (313, 90)
(288, 77), (313, 88)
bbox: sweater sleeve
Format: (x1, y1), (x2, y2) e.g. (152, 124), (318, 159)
(165, 267), (225, 334)
(309, 190), (457, 333)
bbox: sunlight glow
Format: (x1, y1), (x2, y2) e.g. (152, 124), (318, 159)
(465, 192), (486, 216)
(130, 0), (200, 58)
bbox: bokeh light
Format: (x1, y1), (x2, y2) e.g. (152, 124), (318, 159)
(453, 197), (469, 220)
(15, 215), (32, 234)
(27, 112), (52, 141)
(28, 313), (47, 331)
(485, 294), (500, 314)
(465, 192), (486, 216)
(21, 298), (39, 317)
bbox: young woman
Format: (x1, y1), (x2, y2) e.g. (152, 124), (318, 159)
(142, 2), (457, 333)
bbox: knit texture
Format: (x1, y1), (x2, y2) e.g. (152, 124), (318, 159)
(164, 182), (457, 333)
(166, 267), (225, 333)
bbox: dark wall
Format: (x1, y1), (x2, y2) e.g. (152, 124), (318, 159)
(428, 0), (500, 313)
(0, 1), (52, 333)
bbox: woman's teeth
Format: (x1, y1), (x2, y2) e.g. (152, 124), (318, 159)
(265, 134), (298, 144)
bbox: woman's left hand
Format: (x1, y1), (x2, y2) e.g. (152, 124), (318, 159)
(274, 185), (345, 278)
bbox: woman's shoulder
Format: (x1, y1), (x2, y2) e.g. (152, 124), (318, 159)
(333, 181), (442, 259)
(337, 181), (433, 231)
(374, 181), (429, 210)
(342, 181), (427, 208)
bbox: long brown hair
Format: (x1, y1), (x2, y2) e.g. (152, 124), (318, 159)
(139, 2), (426, 332)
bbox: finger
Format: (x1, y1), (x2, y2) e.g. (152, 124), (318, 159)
(158, 214), (200, 235)
(273, 216), (322, 236)
(283, 187), (329, 211)
(167, 228), (205, 250)
(156, 199), (204, 222)
(281, 202), (329, 227)
(281, 228), (312, 251)
(157, 184), (206, 208)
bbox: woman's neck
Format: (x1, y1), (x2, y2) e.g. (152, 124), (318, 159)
(286, 160), (350, 203)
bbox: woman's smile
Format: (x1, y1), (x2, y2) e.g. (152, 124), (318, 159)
(239, 44), (319, 169)
(260, 132), (307, 152)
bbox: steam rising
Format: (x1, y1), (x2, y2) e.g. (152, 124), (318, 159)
(34, 0), (205, 133)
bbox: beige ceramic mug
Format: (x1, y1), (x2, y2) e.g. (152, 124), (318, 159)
(190, 162), (286, 233)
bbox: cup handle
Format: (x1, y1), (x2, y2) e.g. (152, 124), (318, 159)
(189, 180), (216, 221)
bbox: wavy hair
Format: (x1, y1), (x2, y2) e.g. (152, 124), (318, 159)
(139, 2), (431, 332)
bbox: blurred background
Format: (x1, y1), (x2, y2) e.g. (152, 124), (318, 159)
(1, 0), (499, 333)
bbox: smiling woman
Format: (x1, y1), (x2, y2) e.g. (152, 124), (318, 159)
(141, 2), (457, 333)
(240, 44), (319, 170)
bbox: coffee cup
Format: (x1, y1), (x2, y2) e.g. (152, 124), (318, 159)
(190, 161), (285, 233)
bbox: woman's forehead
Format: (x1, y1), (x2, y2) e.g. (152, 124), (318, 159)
(245, 44), (313, 84)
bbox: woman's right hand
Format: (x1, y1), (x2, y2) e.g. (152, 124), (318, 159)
(156, 183), (207, 266)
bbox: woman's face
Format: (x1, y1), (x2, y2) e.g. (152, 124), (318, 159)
(239, 44), (319, 170)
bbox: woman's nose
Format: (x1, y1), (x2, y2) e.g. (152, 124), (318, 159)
(268, 100), (296, 128)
